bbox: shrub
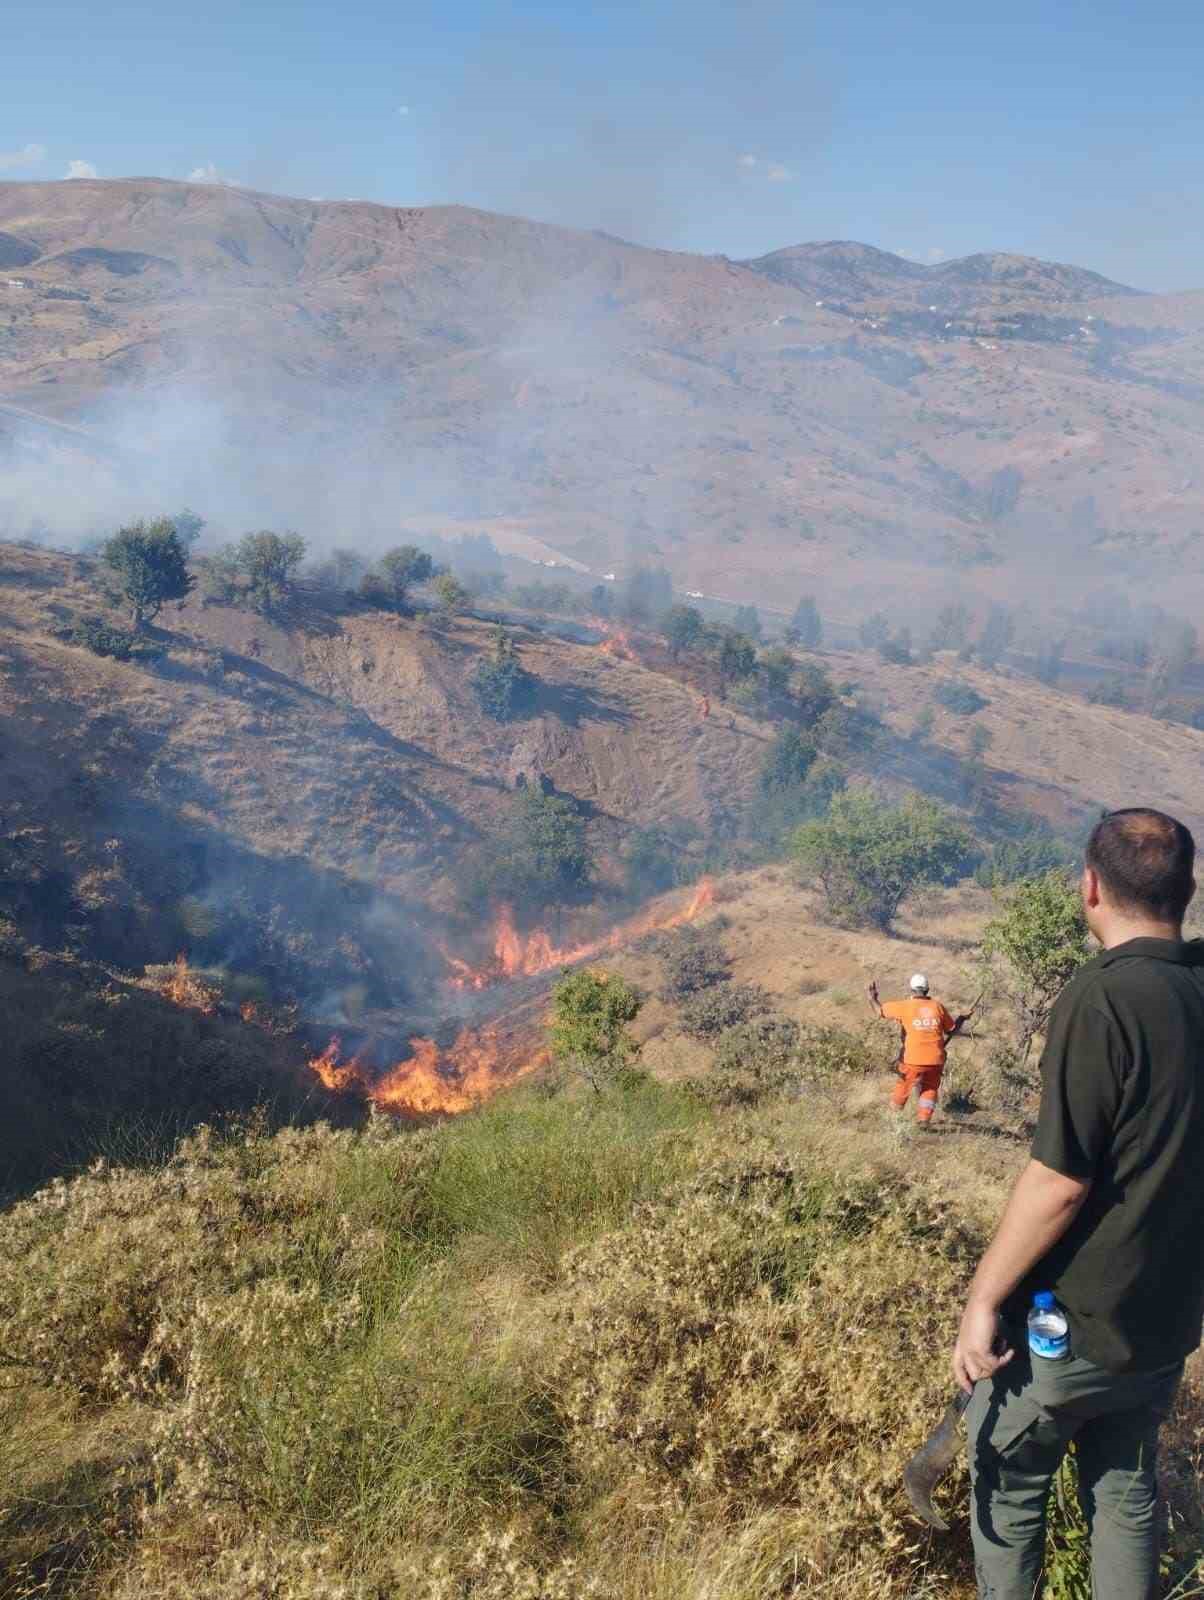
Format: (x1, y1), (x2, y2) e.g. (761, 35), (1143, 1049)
(620, 823), (695, 898)
(981, 870), (1092, 1063)
(550, 968), (642, 1093)
(471, 628), (535, 722)
(552, 1149), (982, 1551)
(658, 927), (731, 1002)
(934, 678), (988, 715)
(790, 595), (822, 649)
(59, 617), (165, 662)
(660, 604), (703, 659)
(463, 790), (593, 915)
(975, 827), (1075, 887)
(233, 531), (307, 614)
(369, 545), (434, 611)
(792, 789), (972, 931)
(679, 981), (771, 1039)
(100, 518), (194, 629)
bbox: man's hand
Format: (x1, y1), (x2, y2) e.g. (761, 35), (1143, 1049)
(952, 1299), (1014, 1394)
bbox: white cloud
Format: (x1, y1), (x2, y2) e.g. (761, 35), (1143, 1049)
(0, 142), (48, 171)
(65, 159), (98, 179)
(397, 104), (411, 117)
(766, 163), (793, 182)
(187, 161), (223, 184)
(738, 153), (758, 168)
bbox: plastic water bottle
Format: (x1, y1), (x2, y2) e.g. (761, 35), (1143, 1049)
(1027, 1291), (1070, 1361)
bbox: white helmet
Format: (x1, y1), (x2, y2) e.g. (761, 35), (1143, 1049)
(909, 973), (930, 994)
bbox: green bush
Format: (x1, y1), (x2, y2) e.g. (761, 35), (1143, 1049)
(792, 789), (972, 931)
(975, 828), (1075, 887)
(934, 679), (988, 715)
(658, 927), (731, 1002)
(471, 629), (535, 721)
(679, 981), (771, 1040)
(100, 518), (194, 629)
(60, 617), (165, 662)
(981, 870), (1092, 1062)
(462, 790), (593, 915)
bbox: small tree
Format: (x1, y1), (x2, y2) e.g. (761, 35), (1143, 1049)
(716, 629), (757, 697)
(981, 870), (1092, 1063)
(101, 518), (194, 630)
(235, 531), (306, 614)
(472, 628), (535, 721)
(433, 572), (470, 614)
(791, 595), (822, 649)
(858, 611), (891, 650)
(975, 605), (1014, 669)
(791, 789), (971, 931)
(466, 790), (593, 916)
(589, 583), (614, 618)
(732, 604), (762, 641)
(171, 508), (205, 548)
(661, 604), (703, 660)
(621, 566), (673, 621)
(550, 968), (642, 1092)
(931, 602), (970, 652)
(759, 727), (817, 795)
(375, 545), (434, 610)
(759, 646), (795, 697)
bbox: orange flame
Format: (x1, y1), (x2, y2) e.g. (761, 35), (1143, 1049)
(598, 625), (637, 661)
(445, 877), (715, 991)
(160, 953), (220, 1015)
(306, 1026), (543, 1117)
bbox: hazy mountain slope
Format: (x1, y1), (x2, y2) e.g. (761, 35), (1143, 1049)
(2, 179), (1204, 619)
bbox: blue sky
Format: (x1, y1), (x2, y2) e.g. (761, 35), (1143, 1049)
(5, 0), (1204, 288)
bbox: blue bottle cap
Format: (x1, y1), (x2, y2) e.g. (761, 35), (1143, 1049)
(1033, 1291), (1056, 1311)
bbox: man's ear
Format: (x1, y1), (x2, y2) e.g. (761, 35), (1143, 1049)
(1082, 865), (1103, 910)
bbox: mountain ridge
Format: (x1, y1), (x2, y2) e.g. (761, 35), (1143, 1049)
(3, 178), (1204, 618)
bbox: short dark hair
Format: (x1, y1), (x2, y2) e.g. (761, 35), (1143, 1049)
(1085, 808), (1196, 921)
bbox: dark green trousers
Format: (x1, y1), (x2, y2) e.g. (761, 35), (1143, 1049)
(966, 1347), (1182, 1600)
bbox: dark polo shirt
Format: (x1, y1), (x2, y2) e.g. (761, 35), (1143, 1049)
(1014, 937), (1204, 1372)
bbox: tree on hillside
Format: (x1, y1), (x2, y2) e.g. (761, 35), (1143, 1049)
(373, 545), (434, 611)
(759, 646), (795, 697)
(975, 604), (1014, 669)
(1034, 636), (1066, 687)
(791, 789), (971, 932)
(621, 566), (673, 622)
(660, 604), (703, 660)
(715, 629), (757, 698)
(235, 531), (307, 615)
(732, 604), (762, 641)
(759, 727), (817, 795)
(472, 628), (535, 722)
(433, 572), (470, 614)
(931, 602), (970, 652)
(101, 518), (194, 630)
(589, 583), (614, 618)
(858, 611), (891, 650)
(790, 595), (822, 649)
(981, 870), (1091, 1063)
(550, 967), (642, 1093)
(794, 660), (836, 727)
(171, 508), (205, 548)
(465, 789), (593, 916)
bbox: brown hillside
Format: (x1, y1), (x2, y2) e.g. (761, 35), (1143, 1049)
(4, 179), (1204, 621)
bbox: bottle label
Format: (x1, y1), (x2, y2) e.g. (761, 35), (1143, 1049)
(1029, 1330), (1070, 1360)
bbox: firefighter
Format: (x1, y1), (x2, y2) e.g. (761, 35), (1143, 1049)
(867, 973), (970, 1125)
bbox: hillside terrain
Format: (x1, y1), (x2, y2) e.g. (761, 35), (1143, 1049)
(5, 179), (1204, 620)
(2, 859), (1202, 1599)
(7, 537), (1204, 1010)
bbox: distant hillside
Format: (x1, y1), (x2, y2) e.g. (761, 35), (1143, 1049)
(744, 239), (1140, 307)
(2, 178), (1204, 621)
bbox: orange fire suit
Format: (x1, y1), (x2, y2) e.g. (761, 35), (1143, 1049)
(879, 996), (958, 1123)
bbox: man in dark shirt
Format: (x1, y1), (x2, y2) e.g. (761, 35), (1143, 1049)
(952, 807), (1204, 1600)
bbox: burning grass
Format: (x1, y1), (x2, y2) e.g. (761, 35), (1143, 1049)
(442, 878), (715, 991)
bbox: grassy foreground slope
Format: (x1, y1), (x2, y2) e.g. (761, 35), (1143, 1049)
(2, 873), (1201, 1600)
